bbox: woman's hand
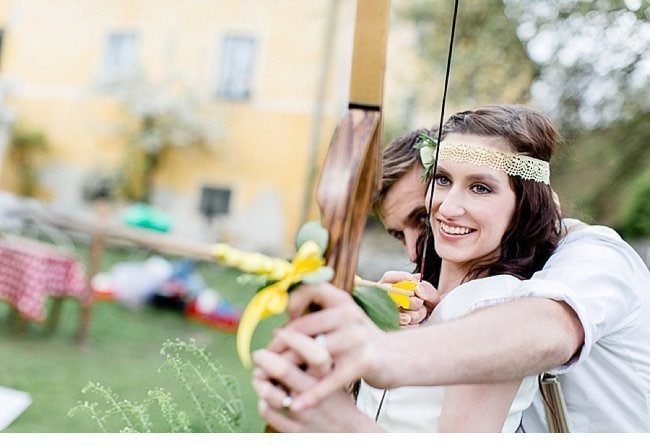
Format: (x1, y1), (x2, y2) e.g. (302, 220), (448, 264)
(252, 329), (383, 432)
(267, 282), (395, 412)
(380, 271), (441, 326)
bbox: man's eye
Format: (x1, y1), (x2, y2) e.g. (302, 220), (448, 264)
(389, 231), (405, 242)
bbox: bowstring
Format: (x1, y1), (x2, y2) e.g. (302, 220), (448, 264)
(418, 0), (460, 280)
(375, 0), (460, 424)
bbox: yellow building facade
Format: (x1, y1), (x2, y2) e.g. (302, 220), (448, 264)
(0, 0), (390, 255)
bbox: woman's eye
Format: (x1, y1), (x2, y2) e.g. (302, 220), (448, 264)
(435, 175), (450, 186)
(472, 184), (491, 194)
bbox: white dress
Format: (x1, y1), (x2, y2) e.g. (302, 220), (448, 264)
(356, 275), (538, 432)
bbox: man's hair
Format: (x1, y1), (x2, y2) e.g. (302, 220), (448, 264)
(372, 127), (436, 216)
(420, 104), (563, 284)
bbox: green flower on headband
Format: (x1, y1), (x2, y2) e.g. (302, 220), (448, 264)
(413, 133), (438, 181)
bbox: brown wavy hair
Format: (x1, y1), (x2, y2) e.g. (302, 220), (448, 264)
(418, 104), (563, 284)
(372, 126), (437, 216)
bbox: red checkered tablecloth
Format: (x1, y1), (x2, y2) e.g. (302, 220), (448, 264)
(0, 237), (89, 322)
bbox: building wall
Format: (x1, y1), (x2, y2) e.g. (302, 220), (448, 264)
(0, 0), (366, 255)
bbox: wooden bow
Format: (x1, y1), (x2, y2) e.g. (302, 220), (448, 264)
(316, 0), (389, 292)
(264, 0), (389, 433)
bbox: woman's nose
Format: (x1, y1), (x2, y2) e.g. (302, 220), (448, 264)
(437, 189), (465, 218)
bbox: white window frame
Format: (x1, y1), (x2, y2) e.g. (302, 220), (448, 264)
(101, 31), (139, 81)
(216, 34), (256, 100)
(0, 28), (4, 69)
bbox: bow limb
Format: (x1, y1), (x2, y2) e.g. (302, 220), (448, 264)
(316, 0), (389, 293)
(316, 108), (382, 292)
(263, 0), (389, 433)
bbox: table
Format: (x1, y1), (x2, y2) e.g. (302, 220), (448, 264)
(0, 236), (91, 342)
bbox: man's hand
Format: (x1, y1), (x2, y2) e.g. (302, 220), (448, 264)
(380, 271), (440, 326)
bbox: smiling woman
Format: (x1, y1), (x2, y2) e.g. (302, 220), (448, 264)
(426, 105), (562, 286)
(430, 148), (517, 286)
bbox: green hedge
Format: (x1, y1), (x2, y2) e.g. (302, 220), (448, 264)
(621, 170), (650, 239)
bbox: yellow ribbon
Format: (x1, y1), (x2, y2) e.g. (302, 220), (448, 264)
(387, 281), (417, 309)
(213, 239), (409, 368)
(223, 240), (325, 368)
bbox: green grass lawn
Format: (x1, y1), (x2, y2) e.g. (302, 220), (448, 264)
(0, 246), (287, 433)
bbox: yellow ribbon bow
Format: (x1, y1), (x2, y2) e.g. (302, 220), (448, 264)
(214, 240), (326, 368)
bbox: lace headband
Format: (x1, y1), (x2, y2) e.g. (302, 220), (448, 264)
(418, 136), (550, 185)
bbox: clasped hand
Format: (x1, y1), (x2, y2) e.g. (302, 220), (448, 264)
(251, 272), (440, 432)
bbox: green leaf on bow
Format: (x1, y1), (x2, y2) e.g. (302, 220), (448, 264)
(295, 220), (329, 255)
(352, 286), (400, 331)
(300, 266), (334, 284)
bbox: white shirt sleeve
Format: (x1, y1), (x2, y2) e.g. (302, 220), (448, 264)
(510, 220), (649, 373)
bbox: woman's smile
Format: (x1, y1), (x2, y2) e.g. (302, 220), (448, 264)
(438, 221), (475, 236)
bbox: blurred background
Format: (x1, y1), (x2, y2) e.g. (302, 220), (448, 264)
(0, 0), (648, 433)
(1, 0), (650, 253)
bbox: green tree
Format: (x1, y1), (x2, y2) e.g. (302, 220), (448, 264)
(391, 0), (535, 133)
(502, 0), (650, 227)
(621, 170), (650, 239)
(504, 0), (650, 131)
(8, 126), (48, 197)
(550, 111), (650, 226)
(109, 78), (222, 203)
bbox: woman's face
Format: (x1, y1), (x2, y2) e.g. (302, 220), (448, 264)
(426, 134), (517, 270)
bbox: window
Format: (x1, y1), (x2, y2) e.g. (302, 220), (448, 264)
(0, 29), (4, 69)
(216, 35), (256, 100)
(101, 31), (139, 80)
(199, 185), (232, 219)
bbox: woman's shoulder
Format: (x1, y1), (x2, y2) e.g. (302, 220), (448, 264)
(429, 275), (523, 322)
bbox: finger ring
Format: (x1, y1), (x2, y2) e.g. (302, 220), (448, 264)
(314, 333), (327, 350)
(281, 394), (293, 409)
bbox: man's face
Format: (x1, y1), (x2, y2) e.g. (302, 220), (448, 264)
(378, 165), (429, 263)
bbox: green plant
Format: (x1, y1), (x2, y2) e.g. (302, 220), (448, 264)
(8, 126), (48, 197)
(621, 170), (650, 239)
(68, 338), (245, 432)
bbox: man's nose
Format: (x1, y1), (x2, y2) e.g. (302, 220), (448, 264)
(404, 229), (420, 263)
